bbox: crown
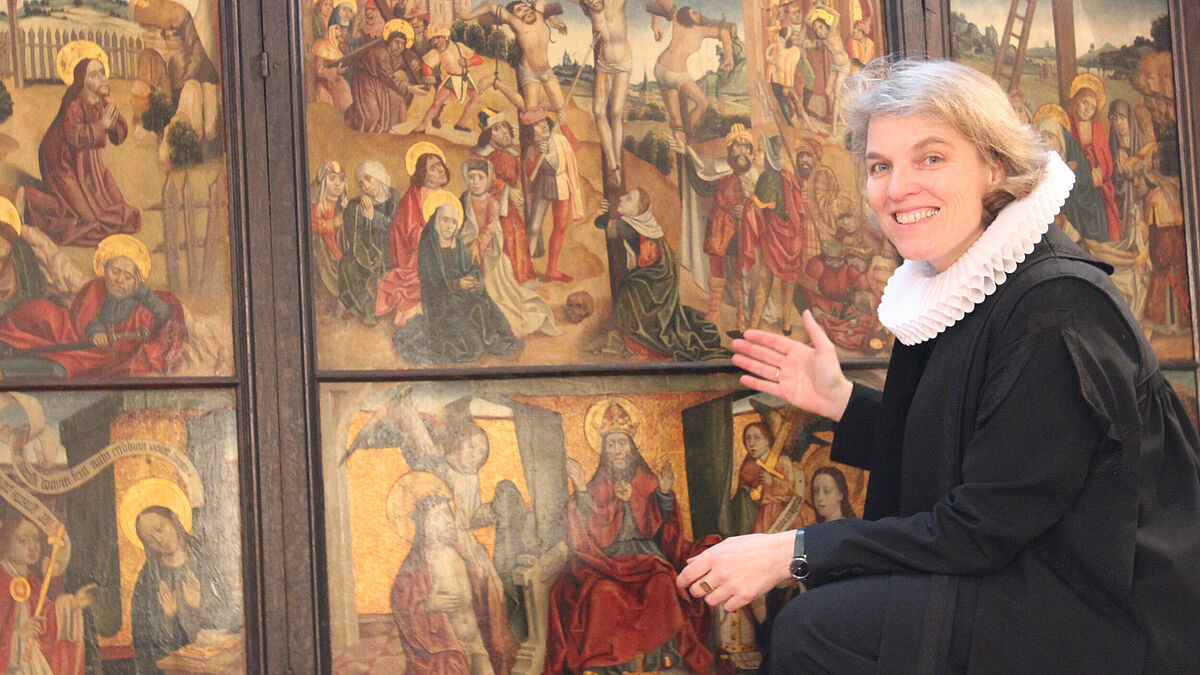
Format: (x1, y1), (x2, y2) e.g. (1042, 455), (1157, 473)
(725, 123), (752, 146)
(594, 401), (638, 439)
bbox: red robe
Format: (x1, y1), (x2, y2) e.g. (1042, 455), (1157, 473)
(471, 147), (535, 283)
(741, 169), (811, 281)
(704, 173), (750, 258)
(1071, 117), (1122, 241)
(0, 566), (85, 674)
(375, 185), (428, 321)
(25, 95), (141, 247)
(545, 464), (719, 674)
(0, 277), (185, 377)
(390, 543), (518, 675)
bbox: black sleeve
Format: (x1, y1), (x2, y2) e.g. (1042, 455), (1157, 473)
(806, 279), (1128, 583)
(830, 381), (881, 470)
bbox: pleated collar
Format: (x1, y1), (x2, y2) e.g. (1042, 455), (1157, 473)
(877, 152), (1076, 346)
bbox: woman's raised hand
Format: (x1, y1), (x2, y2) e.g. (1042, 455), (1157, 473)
(731, 310), (854, 422)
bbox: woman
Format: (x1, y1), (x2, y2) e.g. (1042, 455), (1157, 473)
(460, 158), (558, 338)
(391, 192), (521, 363)
(337, 160), (399, 322)
(309, 160), (347, 304)
(1068, 77), (1122, 241)
(132, 506), (238, 675)
(678, 60), (1200, 672)
(810, 465), (855, 523)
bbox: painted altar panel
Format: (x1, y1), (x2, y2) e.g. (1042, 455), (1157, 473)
(0, 0), (235, 380)
(319, 372), (876, 673)
(302, 0), (897, 371)
(0, 388), (244, 673)
(949, 0), (1194, 360)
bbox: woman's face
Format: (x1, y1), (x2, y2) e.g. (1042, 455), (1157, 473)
(743, 425), (770, 459)
(435, 210), (460, 241)
(1075, 93), (1098, 122)
(358, 174), (383, 200)
(325, 171), (346, 199)
(467, 169), (490, 196)
(4, 520), (41, 567)
(137, 512), (181, 556)
(1113, 112), (1130, 139)
(812, 473), (843, 519)
(865, 114), (1001, 272)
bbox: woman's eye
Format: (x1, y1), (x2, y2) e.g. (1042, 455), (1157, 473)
(868, 162), (889, 175)
(923, 155), (944, 166)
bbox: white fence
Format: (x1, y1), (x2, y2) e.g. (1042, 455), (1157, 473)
(0, 26), (142, 82)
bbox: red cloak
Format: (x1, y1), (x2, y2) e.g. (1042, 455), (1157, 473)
(545, 464), (719, 674)
(24, 94), (141, 247)
(390, 543), (518, 675)
(0, 566), (85, 674)
(0, 277), (185, 377)
(375, 185), (427, 322)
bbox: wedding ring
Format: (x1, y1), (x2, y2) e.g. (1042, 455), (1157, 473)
(774, 367), (781, 382)
(699, 579), (714, 594)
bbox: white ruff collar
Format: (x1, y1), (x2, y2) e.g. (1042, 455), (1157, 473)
(877, 152), (1076, 346)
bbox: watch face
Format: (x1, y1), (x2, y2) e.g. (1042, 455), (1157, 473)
(790, 557), (809, 580)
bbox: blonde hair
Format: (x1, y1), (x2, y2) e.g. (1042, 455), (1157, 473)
(843, 59), (1048, 224)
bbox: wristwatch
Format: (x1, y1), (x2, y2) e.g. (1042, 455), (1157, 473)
(790, 528), (809, 581)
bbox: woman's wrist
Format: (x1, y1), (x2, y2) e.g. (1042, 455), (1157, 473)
(826, 377), (854, 422)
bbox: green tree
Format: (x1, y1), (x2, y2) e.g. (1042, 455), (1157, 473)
(0, 80), (12, 125)
(142, 88), (176, 136)
(167, 121), (203, 169)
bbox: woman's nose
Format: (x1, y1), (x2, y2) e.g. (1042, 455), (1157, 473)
(886, 166), (919, 201)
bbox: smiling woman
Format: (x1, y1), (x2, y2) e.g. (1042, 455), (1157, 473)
(681, 59), (1200, 673)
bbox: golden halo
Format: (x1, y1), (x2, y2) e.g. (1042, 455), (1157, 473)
(383, 19), (415, 47)
(385, 472), (452, 543)
(118, 478), (194, 551)
(0, 196), (21, 238)
(1069, 73), (1106, 116)
(93, 234), (151, 279)
(56, 40), (110, 87)
(332, 0), (358, 13)
(583, 396), (645, 453)
(1032, 103), (1070, 133)
(405, 141), (445, 177)
(421, 189), (463, 224)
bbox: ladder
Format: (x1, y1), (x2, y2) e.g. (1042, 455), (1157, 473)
(992, 0), (1038, 92)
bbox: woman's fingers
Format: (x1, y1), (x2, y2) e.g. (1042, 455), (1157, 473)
(802, 309), (835, 353)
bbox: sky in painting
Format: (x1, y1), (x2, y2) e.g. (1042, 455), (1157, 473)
(953, 0), (1166, 57)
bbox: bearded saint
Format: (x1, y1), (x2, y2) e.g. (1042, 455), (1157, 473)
(545, 401), (720, 674)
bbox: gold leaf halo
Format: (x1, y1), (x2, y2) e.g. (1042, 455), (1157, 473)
(421, 188), (462, 224)
(118, 478), (194, 551)
(583, 396), (645, 454)
(383, 19), (415, 47)
(332, 0), (358, 13)
(56, 40), (110, 87)
(93, 234), (151, 279)
(405, 141), (445, 176)
(385, 471), (452, 543)
(0, 196), (21, 238)
(1033, 103), (1070, 133)
(1069, 73), (1106, 116)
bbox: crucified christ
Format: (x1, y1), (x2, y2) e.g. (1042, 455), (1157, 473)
(566, 0), (632, 186)
(464, 0), (569, 111)
(647, 0), (734, 142)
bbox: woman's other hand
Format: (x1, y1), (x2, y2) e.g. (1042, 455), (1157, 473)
(677, 531), (795, 611)
(731, 310), (854, 421)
